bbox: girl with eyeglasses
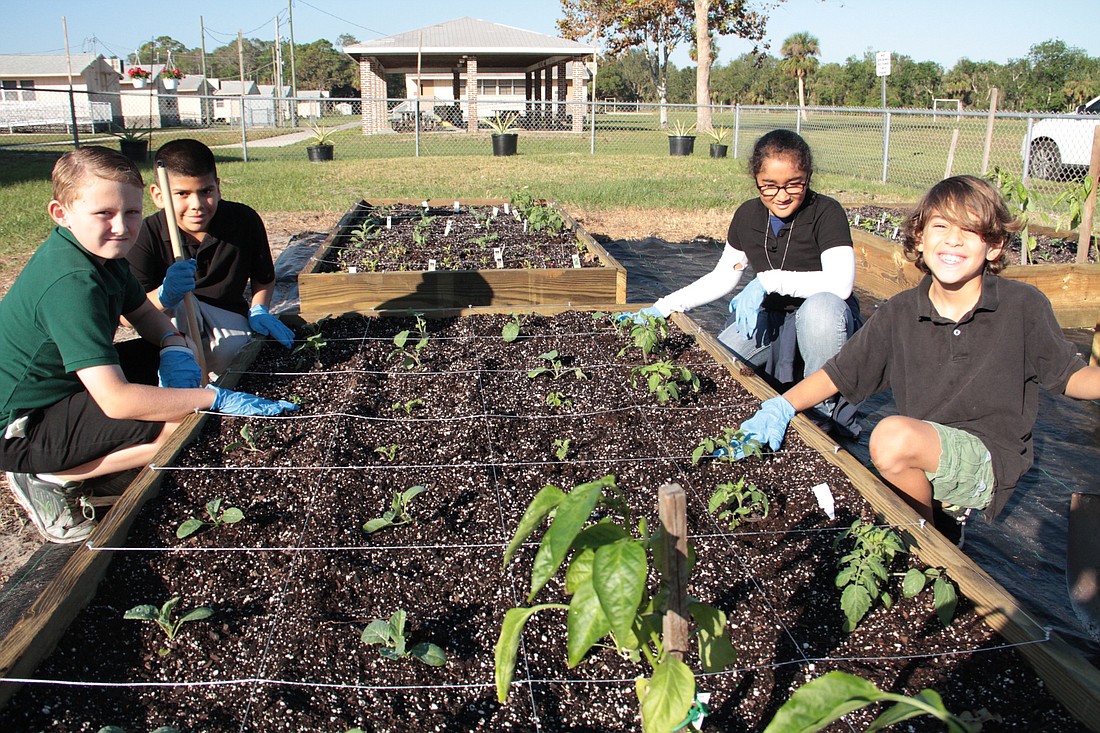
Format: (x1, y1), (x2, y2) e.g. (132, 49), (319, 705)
(630, 129), (862, 437)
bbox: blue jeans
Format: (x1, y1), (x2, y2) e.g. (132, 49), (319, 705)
(717, 292), (862, 433)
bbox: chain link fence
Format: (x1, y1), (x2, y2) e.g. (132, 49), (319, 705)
(3, 88), (1097, 204)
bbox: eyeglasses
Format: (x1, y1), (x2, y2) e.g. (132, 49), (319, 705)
(756, 181), (807, 197)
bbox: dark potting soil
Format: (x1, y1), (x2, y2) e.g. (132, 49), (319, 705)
(845, 205), (1098, 265)
(314, 203), (597, 274)
(1, 312), (1086, 732)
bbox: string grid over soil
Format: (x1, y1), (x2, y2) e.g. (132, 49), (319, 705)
(316, 203), (596, 274)
(2, 312), (1084, 732)
(845, 205), (1098, 265)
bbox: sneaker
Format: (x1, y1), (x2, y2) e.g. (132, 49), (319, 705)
(6, 472), (96, 544)
(933, 503), (971, 549)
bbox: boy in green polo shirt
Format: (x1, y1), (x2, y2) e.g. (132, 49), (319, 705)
(0, 146), (297, 544)
(731, 175), (1100, 542)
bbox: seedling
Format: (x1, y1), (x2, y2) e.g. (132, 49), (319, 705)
(374, 444), (401, 462)
(123, 596), (213, 647)
(552, 437), (571, 461)
(223, 423), (274, 453)
(901, 567), (959, 626)
(288, 394), (305, 406)
(708, 479), (769, 530)
(987, 166), (1038, 262)
(412, 214), (435, 246)
(691, 428), (762, 464)
(291, 329), (329, 370)
(98, 727), (180, 733)
(502, 313), (524, 343)
(391, 398), (424, 415)
(176, 497), (245, 539)
(361, 608), (447, 666)
(349, 221), (379, 246)
(618, 312), (669, 362)
(545, 391), (572, 410)
(527, 350), (587, 381)
(630, 360), (700, 404)
(496, 476), (737, 733)
(363, 485), (426, 534)
(834, 519), (907, 632)
(389, 313), (430, 370)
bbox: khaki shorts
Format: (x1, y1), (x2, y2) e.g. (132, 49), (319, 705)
(924, 422), (994, 510)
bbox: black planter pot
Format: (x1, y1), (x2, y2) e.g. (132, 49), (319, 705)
(119, 139), (148, 163)
(491, 133), (518, 156)
(307, 144), (334, 162)
(709, 143), (729, 158)
(668, 136), (695, 156)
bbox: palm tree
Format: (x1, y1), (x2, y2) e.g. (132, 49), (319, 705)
(779, 32), (821, 121)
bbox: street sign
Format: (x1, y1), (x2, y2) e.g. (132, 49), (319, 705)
(876, 51), (892, 77)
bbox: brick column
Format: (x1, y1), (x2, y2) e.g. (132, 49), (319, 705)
(525, 72), (533, 117)
(556, 61), (568, 126)
(358, 56), (388, 134)
(571, 60), (585, 133)
(465, 56), (478, 133)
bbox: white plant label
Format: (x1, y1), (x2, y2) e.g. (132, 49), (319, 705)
(443, 219), (452, 237)
(523, 220), (528, 233)
(421, 200), (429, 209)
(811, 483), (836, 520)
(427, 259), (437, 271)
(348, 266), (357, 274)
(503, 203), (510, 214)
(386, 216), (392, 229)
(571, 254), (582, 268)
(453, 200), (460, 211)
(492, 206), (499, 218)
(494, 247), (504, 269)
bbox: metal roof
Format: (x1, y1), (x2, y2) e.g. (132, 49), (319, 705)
(344, 16), (592, 72)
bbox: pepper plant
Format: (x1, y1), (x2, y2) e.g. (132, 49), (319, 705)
(495, 475), (737, 733)
(389, 313), (430, 370)
(176, 497), (245, 539)
(123, 596), (213, 648)
(223, 423), (274, 453)
(363, 485), (426, 534)
(630, 360), (700, 404)
(501, 313), (524, 343)
(361, 609), (447, 666)
(527, 350), (587, 381)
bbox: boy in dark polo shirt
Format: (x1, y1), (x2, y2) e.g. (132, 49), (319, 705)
(127, 139), (294, 378)
(733, 175), (1100, 538)
(0, 147), (297, 544)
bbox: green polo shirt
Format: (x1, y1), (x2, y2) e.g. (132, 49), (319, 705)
(0, 226), (146, 430)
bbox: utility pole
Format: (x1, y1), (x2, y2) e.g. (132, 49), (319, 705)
(274, 15), (283, 125)
(199, 16), (209, 125)
(288, 0), (298, 126)
(62, 16), (79, 147)
(238, 30), (248, 160)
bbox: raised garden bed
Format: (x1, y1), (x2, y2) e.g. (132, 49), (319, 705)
(1, 308), (1098, 731)
(298, 199), (627, 316)
(845, 205), (1100, 333)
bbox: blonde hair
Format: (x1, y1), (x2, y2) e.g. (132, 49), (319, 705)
(51, 146), (144, 206)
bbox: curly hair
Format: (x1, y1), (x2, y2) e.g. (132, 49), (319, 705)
(901, 175), (1021, 276)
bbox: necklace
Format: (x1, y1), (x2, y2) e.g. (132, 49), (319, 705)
(763, 215), (795, 271)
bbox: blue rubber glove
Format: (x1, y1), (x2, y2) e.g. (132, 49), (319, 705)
(248, 304), (295, 349)
(615, 305), (665, 324)
(207, 386), (300, 416)
(157, 259), (197, 309)
(158, 345), (202, 389)
(736, 396), (796, 455)
(729, 278), (766, 338)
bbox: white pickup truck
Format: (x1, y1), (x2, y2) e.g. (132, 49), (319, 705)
(1024, 94), (1100, 180)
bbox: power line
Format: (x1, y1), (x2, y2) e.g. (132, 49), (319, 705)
(294, 0), (386, 36)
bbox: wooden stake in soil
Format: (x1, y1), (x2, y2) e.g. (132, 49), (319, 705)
(1077, 126), (1100, 265)
(659, 483), (689, 660)
(154, 161), (208, 383)
(944, 128), (960, 180)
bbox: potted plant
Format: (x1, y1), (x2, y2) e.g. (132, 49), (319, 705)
(705, 126), (730, 158)
(488, 112), (519, 157)
(111, 124), (150, 162)
(667, 120), (696, 156)
(306, 124), (335, 162)
(162, 67), (183, 90)
(127, 67), (151, 89)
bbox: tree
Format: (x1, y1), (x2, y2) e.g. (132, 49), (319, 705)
(336, 34), (359, 49)
(693, 0), (772, 131)
(779, 32), (819, 120)
(293, 39), (358, 92)
(130, 36), (194, 72)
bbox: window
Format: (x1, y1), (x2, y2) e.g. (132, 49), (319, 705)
(477, 79), (496, 96)
(20, 80), (34, 101)
(2, 80), (37, 101)
(2, 81), (16, 102)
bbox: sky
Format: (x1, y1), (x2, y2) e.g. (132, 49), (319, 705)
(3, 0), (1097, 71)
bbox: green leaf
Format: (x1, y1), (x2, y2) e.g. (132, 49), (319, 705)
(592, 539), (647, 644)
(361, 619), (392, 646)
(410, 641), (448, 666)
(689, 602), (738, 672)
(220, 507), (244, 525)
(150, 728), (181, 733)
(502, 321), (520, 342)
(762, 670), (884, 733)
(566, 550), (612, 666)
(840, 584), (871, 631)
(98, 726), (127, 732)
(362, 517), (393, 534)
(638, 656), (695, 733)
(529, 477), (607, 600)
(503, 484), (566, 568)
(495, 605), (560, 703)
(901, 568), (926, 598)
(123, 604), (160, 622)
(178, 607), (213, 624)
(933, 577), (958, 626)
(401, 485), (427, 503)
(176, 517), (204, 539)
(573, 522), (629, 550)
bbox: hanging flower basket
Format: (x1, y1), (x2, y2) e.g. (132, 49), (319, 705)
(128, 67), (151, 89)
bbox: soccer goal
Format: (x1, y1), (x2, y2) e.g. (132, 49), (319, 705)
(932, 98), (962, 122)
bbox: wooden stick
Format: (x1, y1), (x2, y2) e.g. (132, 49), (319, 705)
(944, 128), (959, 180)
(154, 161), (207, 385)
(1077, 126), (1099, 264)
(658, 483), (688, 660)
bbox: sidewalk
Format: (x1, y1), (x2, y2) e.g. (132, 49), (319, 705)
(212, 120), (360, 148)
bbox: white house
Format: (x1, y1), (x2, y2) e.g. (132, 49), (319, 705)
(0, 53), (120, 131)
